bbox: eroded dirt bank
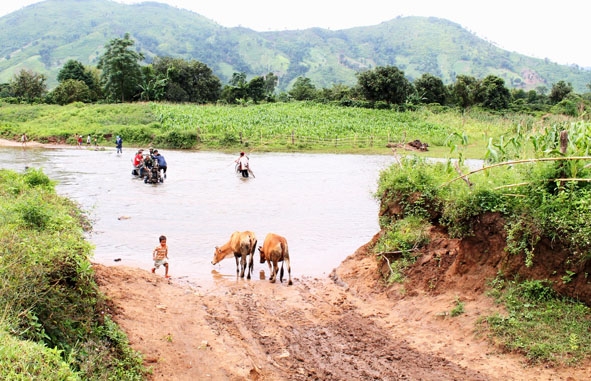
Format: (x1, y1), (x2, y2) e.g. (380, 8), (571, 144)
(94, 241), (590, 380)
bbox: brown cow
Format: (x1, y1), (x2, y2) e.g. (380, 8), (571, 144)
(212, 231), (257, 279)
(258, 233), (292, 285)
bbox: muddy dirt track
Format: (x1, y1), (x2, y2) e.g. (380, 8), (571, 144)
(94, 242), (590, 381)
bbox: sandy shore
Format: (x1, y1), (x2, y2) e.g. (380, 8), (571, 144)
(0, 138), (74, 149)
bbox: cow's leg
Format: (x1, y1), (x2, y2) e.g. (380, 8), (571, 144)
(266, 261), (272, 279)
(246, 252), (253, 279)
(284, 258), (292, 286)
(270, 261), (278, 283)
(234, 255), (240, 277)
(239, 253), (246, 278)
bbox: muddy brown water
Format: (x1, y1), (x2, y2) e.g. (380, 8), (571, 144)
(1, 146), (399, 284)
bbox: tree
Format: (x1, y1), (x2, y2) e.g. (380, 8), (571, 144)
(57, 60), (99, 101)
(138, 65), (167, 101)
(151, 57), (221, 103)
(549, 80), (573, 104)
(317, 83), (353, 102)
(48, 79), (90, 105)
(247, 76), (266, 103)
(413, 73), (448, 105)
(10, 69), (47, 102)
(0, 83), (11, 98)
(288, 77), (317, 101)
(97, 33), (144, 102)
(356, 66), (413, 105)
(221, 72), (249, 103)
(476, 75), (510, 110)
(450, 75), (479, 109)
(263, 72), (278, 97)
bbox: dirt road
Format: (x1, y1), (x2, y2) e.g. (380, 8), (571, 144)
(94, 242), (590, 381)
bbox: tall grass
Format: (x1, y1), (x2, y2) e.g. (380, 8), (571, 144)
(0, 168), (146, 379)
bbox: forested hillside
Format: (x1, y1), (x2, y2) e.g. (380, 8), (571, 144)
(1, 0), (590, 92)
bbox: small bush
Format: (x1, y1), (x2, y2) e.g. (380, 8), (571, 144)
(374, 216), (431, 283)
(23, 168), (53, 188)
(16, 198), (51, 230)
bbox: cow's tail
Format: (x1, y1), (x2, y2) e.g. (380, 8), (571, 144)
(282, 242), (292, 285)
(249, 237), (257, 276)
(279, 241), (286, 283)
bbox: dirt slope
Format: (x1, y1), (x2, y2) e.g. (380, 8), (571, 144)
(93, 241), (590, 381)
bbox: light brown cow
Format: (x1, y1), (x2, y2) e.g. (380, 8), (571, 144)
(212, 231), (257, 279)
(258, 233), (292, 285)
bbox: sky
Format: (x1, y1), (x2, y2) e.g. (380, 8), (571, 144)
(2, 0), (589, 68)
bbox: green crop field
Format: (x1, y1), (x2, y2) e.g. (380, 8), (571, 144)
(0, 101), (578, 157)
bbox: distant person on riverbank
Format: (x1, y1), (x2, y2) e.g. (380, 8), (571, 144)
(86, 134), (91, 146)
(115, 136), (123, 154)
(151, 235), (170, 278)
(76, 134), (83, 148)
(21, 133), (27, 147)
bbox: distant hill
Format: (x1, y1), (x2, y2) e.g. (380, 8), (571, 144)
(1, 0), (590, 93)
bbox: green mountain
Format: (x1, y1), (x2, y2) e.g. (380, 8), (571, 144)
(1, 0), (590, 93)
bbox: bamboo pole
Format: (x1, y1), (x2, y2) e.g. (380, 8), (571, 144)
(440, 157), (591, 188)
(494, 178), (591, 190)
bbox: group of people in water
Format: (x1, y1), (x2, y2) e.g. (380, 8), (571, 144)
(132, 147), (168, 183)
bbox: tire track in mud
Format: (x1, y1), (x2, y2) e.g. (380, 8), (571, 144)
(202, 278), (489, 381)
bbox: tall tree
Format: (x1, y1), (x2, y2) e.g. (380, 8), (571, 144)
(288, 77), (317, 101)
(450, 75), (479, 109)
(49, 79), (91, 105)
(221, 72), (249, 103)
(247, 76), (266, 103)
(57, 59), (99, 101)
(97, 33), (144, 102)
(476, 75), (510, 110)
(151, 57), (221, 103)
(10, 69), (47, 102)
(356, 66), (413, 105)
(413, 73), (448, 105)
(549, 80), (573, 104)
(263, 72), (278, 97)
(138, 65), (167, 101)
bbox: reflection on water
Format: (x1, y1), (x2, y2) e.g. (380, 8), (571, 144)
(0, 146), (397, 284)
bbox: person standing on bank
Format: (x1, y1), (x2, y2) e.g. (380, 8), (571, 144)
(235, 152), (250, 178)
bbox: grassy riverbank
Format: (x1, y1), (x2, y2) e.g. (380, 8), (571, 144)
(373, 119), (591, 365)
(0, 168), (146, 380)
(0, 101), (576, 157)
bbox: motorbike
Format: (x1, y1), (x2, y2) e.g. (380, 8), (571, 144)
(132, 162), (163, 184)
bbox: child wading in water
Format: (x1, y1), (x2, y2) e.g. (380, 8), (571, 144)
(152, 235), (170, 278)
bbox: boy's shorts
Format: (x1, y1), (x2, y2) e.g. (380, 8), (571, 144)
(153, 258), (168, 269)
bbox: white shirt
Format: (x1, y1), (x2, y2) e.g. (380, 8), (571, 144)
(238, 156), (249, 170)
